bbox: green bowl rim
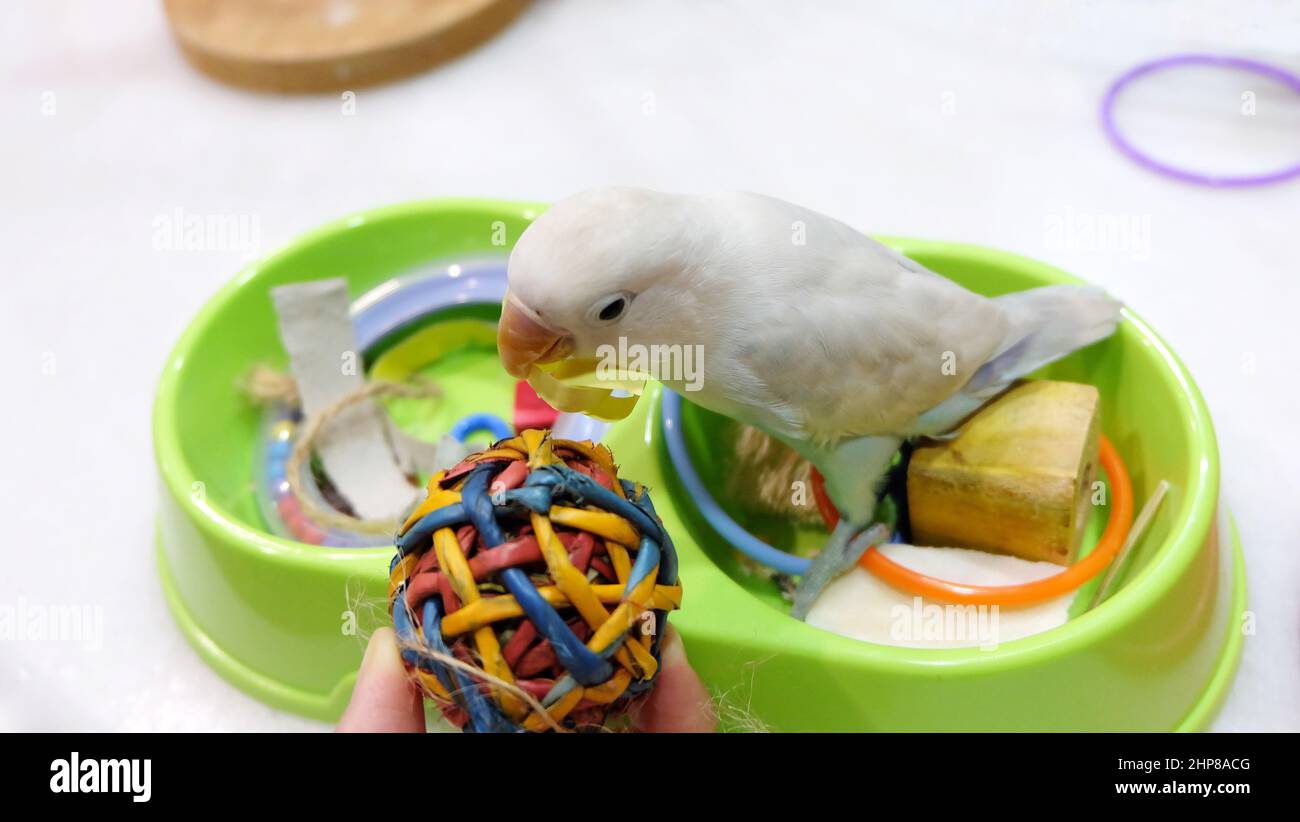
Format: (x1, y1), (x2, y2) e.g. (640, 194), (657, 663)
(153, 198), (545, 571)
(153, 198), (1221, 674)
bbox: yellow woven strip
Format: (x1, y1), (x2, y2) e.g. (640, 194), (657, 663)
(435, 526), (525, 720)
(532, 511), (658, 679)
(589, 564), (659, 648)
(655, 584), (683, 610)
(472, 625), (525, 721)
(549, 506), (640, 547)
(606, 540), (631, 585)
(415, 668), (451, 701)
(588, 566), (662, 679)
(434, 528), (479, 605)
(437, 601), (491, 636)
(520, 428), (561, 468)
(400, 470), (448, 534)
(582, 668), (633, 705)
(468, 446), (526, 462)
(487, 434), (527, 454)
(530, 511), (612, 629)
(522, 687), (585, 731)
(439, 584), (683, 636)
(399, 480), (463, 536)
(607, 569), (659, 626)
(605, 606), (658, 679)
(422, 469), (449, 493)
(388, 553), (420, 600)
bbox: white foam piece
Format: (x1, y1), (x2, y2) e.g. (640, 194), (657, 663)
(805, 543), (1077, 650)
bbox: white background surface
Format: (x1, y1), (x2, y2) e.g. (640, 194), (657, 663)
(2, 0), (1297, 731)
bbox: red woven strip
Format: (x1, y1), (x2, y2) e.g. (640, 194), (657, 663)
(407, 526), (616, 615)
(514, 678), (553, 701)
(489, 460), (529, 494)
(590, 557), (616, 581)
(517, 640), (556, 677)
(567, 532), (595, 573)
(437, 573), (461, 614)
(565, 459), (615, 492)
(502, 620), (537, 668)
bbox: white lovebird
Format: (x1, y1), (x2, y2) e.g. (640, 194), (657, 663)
(498, 187), (1121, 617)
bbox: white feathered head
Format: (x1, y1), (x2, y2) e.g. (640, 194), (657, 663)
(498, 187), (709, 378)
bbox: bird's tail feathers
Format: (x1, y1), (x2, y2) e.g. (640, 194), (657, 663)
(965, 285), (1121, 397)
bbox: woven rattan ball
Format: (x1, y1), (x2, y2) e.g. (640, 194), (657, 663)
(388, 429), (683, 732)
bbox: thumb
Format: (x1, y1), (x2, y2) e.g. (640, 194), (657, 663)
(337, 627), (426, 732)
(631, 626), (716, 733)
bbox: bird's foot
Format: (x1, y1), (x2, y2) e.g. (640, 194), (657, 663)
(790, 520), (891, 620)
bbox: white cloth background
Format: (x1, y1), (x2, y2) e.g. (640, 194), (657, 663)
(1, 0), (1296, 730)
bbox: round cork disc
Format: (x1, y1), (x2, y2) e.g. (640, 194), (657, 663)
(163, 0), (528, 93)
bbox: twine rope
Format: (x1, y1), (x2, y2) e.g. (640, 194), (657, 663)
(243, 364), (443, 535)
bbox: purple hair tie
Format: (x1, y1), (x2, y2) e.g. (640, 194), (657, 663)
(1101, 53), (1300, 187)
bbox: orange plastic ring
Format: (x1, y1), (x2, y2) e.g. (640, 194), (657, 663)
(810, 435), (1133, 607)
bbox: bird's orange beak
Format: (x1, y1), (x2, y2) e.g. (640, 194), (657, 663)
(497, 293), (574, 378)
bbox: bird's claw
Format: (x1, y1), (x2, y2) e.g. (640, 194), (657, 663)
(790, 521), (891, 620)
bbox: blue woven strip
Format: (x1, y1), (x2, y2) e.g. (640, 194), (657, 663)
(542, 630), (629, 708)
(394, 594), (512, 731)
(394, 501), (467, 556)
(528, 466), (669, 549)
(624, 536), (661, 595)
(499, 485), (553, 513)
(392, 593), (427, 673)
(460, 465), (613, 687)
(525, 465), (679, 673)
(540, 674), (580, 707)
(625, 480), (679, 585)
(622, 479), (675, 674)
(458, 463), (509, 545)
(395, 592), (515, 733)
(420, 598), (517, 733)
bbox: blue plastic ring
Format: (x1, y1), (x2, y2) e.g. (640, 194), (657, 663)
(660, 390), (812, 576)
(450, 412), (514, 444)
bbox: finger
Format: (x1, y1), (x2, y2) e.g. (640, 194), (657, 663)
(337, 627), (426, 732)
(632, 626), (717, 733)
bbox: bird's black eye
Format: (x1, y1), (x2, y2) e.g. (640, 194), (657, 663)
(589, 293), (633, 324)
(599, 297), (626, 321)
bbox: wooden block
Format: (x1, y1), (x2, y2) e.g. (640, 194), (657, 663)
(907, 380), (1100, 565)
(164, 0), (529, 93)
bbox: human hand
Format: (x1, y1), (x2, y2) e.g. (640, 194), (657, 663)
(337, 624), (716, 732)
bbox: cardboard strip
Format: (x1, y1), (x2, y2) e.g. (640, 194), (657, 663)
(270, 279), (418, 520)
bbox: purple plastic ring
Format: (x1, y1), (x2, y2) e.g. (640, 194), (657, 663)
(1100, 53), (1300, 187)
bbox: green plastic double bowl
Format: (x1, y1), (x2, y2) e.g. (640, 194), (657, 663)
(153, 198), (1244, 730)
